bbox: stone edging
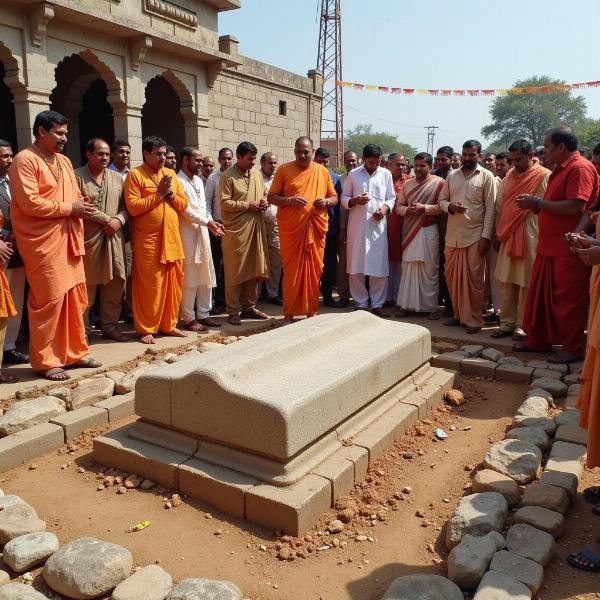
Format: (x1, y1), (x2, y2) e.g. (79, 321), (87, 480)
(381, 351), (587, 599)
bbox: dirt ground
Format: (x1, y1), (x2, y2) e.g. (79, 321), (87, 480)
(2, 367), (598, 600)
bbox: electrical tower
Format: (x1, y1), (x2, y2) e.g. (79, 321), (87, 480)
(425, 126), (439, 155)
(317, 0), (343, 166)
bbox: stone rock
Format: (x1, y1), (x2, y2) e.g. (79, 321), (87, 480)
(473, 570), (531, 600)
(483, 439), (542, 485)
(48, 386), (72, 402)
(445, 492), (508, 549)
(460, 344), (484, 358)
(43, 537), (133, 598)
(444, 389), (465, 407)
(511, 415), (556, 436)
(568, 383), (581, 397)
(115, 364), (153, 395)
(555, 410), (580, 426)
(0, 396), (66, 436)
(506, 427), (550, 451)
(515, 396), (548, 418)
(112, 565), (172, 600)
(527, 388), (553, 402)
(489, 550), (543, 594)
(555, 424), (587, 446)
(539, 470), (578, 499)
(514, 505), (564, 538)
(529, 377), (567, 398)
(447, 531), (505, 589)
(3, 531), (59, 572)
(549, 440), (586, 467)
(505, 523), (555, 566)
(163, 353), (178, 364)
(105, 370), (125, 384)
(0, 570), (9, 586)
(497, 356), (523, 366)
(382, 574), (464, 600)
(521, 482), (569, 514)
(327, 519), (344, 534)
(69, 378), (115, 410)
(0, 496), (46, 544)
(166, 578), (243, 600)
(0, 583), (48, 599)
(482, 348), (504, 362)
(532, 368), (564, 381)
(472, 469), (521, 507)
(527, 360), (568, 374)
(564, 372), (580, 385)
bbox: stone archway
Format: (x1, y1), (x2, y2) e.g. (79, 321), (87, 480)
(141, 72), (190, 153)
(0, 61), (17, 150)
(50, 51), (123, 166)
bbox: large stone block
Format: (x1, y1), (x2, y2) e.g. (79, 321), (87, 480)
(94, 392), (135, 422)
(382, 575), (463, 600)
(0, 423), (64, 472)
(489, 550), (543, 594)
(496, 365), (533, 384)
(0, 396), (66, 436)
(460, 358), (497, 378)
(245, 474), (331, 536)
(505, 523), (555, 566)
(471, 469), (521, 507)
(474, 570), (531, 600)
(555, 424), (587, 446)
(539, 470), (578, 499)
(135, 313), (430, 461)
(514, 505), (564, 537)
(50, 406), (108, 441)
(448, 531), (505, 589)
(506, 427), (550, 451)
(521, 482), (569, 514)
(483, 439), (542, 485)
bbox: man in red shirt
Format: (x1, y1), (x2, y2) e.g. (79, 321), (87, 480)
(514, 127), (599, 363)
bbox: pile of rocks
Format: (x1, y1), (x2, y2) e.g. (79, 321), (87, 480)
(381, 363), (586, 599)
(433, 344), (582, 388)
(0, 339), (242, 474)
(0, 494), (245, 598)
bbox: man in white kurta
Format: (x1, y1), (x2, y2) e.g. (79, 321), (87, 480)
(341, 144), (396, 317)
(177, 147), (225, 331)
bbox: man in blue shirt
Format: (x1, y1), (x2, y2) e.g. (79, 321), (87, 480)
(315, 147), (343, 307)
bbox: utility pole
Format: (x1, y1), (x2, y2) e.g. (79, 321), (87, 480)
(317, 0), (343, 166)
(425, 126), (439, 155)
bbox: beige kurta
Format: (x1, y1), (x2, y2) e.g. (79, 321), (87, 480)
(74, 166), (127, 286)
(494, 176), (548, 287)
(218, 164), (268, 286)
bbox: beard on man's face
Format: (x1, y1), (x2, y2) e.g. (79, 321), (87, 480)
(462, 159), (478, 169)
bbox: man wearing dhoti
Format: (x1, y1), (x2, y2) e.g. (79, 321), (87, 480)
(394, 153), (444, 318)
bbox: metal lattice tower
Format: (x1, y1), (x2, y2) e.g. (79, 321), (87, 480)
(317, 0), (343, 165)
(425, 126), (439, 155)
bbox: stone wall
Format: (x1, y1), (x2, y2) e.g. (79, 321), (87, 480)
(207, 57), (322, 162)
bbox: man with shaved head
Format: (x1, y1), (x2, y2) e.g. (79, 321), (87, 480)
(268, 136), (338, 320)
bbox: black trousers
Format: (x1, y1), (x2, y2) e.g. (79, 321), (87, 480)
(320, 235), (338, 302)
(210, 234), (226, 308)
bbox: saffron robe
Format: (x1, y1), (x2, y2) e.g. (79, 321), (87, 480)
(268, 161), (337, 318)
(124, 165), (187, 334)
(9, 148), (89, 370)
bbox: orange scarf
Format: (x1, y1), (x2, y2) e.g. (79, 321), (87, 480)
(496, 164), (549, 259)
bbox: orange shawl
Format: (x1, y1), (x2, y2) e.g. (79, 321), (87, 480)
(496, 164), (549, 259)
(401, 175), (444, 252)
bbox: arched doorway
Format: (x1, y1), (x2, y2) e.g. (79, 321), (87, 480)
(50, 54), (116, 166)
(0, 61), (17, 150)
(142, 75), (185, 152)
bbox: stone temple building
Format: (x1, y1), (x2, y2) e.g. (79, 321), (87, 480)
(0, 0), (323, 166)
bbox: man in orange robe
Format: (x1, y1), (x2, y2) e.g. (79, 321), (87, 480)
(268, 137), (338, 320)
(9, 110), (101, 380)
(124, 136), (188, 344)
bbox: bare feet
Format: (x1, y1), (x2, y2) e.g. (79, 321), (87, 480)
(140, 334), (155, 344)
(163, 328), (187, 338)
(43, 368), (70, 381)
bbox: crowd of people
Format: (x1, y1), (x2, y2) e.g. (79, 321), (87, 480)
(0, 108), (599, 569)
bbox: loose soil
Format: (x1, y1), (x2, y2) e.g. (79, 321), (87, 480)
(0, 331), (596, 599)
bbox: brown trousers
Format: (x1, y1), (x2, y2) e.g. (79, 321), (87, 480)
(84, 278), (125, 334)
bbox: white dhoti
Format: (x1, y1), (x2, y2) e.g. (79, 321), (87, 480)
(397, 225), (439, 312)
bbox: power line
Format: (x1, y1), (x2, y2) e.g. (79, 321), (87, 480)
(425, 126), (439, 154)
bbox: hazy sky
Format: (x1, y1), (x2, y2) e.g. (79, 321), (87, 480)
(220, 0), (600, 152)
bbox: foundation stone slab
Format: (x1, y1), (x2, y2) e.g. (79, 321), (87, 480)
(50, 406), (108, 441)
(94, 393), (135, 422)
(505, 523), (555, 566)
(428, 351), (465, 370)
(245, 474), (331, 536)
(489, 550), (543, 594)
(446, 492), (508, 549)
(382, 574), (463, 600)
(136, 313), (430, 461)
(521, 482), (569, 514)
(0, 423), (64, 472)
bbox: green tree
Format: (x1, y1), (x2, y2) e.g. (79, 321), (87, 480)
(575, 118), (600, 155)
(481, 76), (587, 147)
(344, 124), (418, 158)
(483, 142), (508, 155)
